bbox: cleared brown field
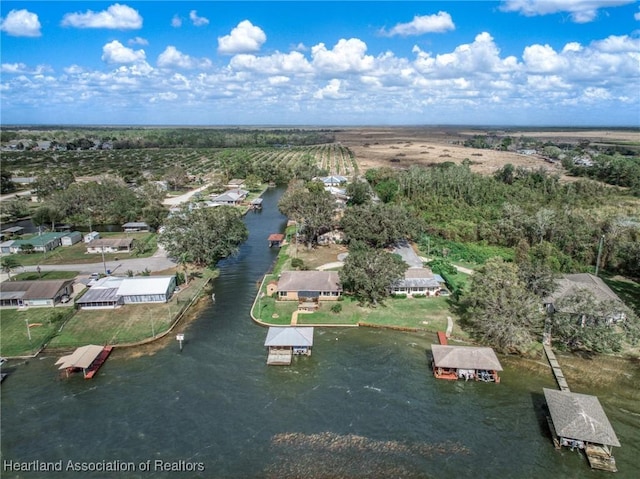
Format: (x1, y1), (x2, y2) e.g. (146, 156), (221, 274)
(336, 127), (638, 178)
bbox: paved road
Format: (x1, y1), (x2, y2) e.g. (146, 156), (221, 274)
(16, 246), (176, 276)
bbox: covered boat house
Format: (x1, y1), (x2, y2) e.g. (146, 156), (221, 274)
(543, 388), (621, 472)
(431, 344), (502, 382)
(56, 344), (113, 379)
(267, 233), (285, 247)
(264, 327), (314, 365)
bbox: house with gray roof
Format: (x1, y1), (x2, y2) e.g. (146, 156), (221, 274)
(544, 388), (620, 471)
(544, 273), (627, 323)
(0, 280), (74, 308)
(86, 238), (134, 254)
(210, 188), (249, 206)
(268, 271), (341, 307)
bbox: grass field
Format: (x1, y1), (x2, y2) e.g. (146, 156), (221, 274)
(12, 271), (78, 281)
(0, 307), (74, 357)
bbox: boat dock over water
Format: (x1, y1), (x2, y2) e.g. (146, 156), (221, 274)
(56, 345), (113, 379)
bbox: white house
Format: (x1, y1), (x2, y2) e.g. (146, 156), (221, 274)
(76, 275), (176, 309)
(210, 188), (249, 205)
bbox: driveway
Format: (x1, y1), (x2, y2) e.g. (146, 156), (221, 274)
(162, 183), (212, 206)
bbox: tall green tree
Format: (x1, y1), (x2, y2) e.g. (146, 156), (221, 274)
(462, 257), (545, 354)
(340, 203), (423, 248)
(278, 183), (335, 250)
(158, 205), (248, 267)
(1, 171), (16, 194)
(551, 291), (638, 353)
(1, 256), (21, 280)
(339, 243), (408, 305)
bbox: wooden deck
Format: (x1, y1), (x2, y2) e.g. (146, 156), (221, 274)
(437, 331), (448, 345)
(543, 344), (570, 392)
(84, 346), (113, 379)
(267, 348), (293, 366)
(586, 444), (618, 472)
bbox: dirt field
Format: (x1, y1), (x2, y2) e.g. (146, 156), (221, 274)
(335, 127), (638, 178)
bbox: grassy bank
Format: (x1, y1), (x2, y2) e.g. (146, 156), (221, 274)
(0, 307), (74, 357)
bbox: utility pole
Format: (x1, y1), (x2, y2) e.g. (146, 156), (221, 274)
(595, 235), (605, 277)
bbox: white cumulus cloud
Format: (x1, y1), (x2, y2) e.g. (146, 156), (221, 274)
(382, 11), (455, 37)
(229, 51), (312, 75)
(157, 46), (212, 69)
(102, 40), (146, 64)
(314, 79), (347, 99)
(62, 3), (143, 29)
(0, 9), (41, 37)
(171, 15), (182, 28)
(218, 20), (266, 55)
(500, 0), (634, 23)
(189, 10), (209, 27)
(312, 38), (374, 74)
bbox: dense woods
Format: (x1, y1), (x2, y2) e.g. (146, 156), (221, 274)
(366, 163), (639, 279)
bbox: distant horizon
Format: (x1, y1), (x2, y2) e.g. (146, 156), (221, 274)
(1, 123), (639, 131)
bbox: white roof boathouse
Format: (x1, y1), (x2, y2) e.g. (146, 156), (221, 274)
(264, 327), (314, 365)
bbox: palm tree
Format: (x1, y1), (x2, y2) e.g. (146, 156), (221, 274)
(1, 256), (22, 280)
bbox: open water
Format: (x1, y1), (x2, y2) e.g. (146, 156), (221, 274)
(1, 187), (639, 478)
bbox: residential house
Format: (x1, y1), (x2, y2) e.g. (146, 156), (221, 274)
(544, 273), (627, 323)
(9, 232), (66, 253)
(76, 275), (176, 309)
(87, 238), (134, 254)
(390, 241), (445, 296)
(0, 280), (74, 307)
(391, 268), (445, 297)
(318, 175), (348, 187)
(210, 189), (249, 206)
(268, 271), (342, 308)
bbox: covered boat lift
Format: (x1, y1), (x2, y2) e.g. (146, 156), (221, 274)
(543, 388), (621, 472)
(431, 344), (502, 382)
(56, 344), (113, 379)
(264, 327), (314, 365)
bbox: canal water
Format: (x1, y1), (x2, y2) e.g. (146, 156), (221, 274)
(1, 187), (639, 478)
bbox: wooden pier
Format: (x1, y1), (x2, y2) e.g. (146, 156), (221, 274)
(543, 344), (570, 392)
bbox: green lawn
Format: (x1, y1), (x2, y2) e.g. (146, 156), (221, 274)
(0, 308), (74, 357)
(604, 276), (640, 316)
(8, 232), (157, 266)
(255, 290), (458, 331)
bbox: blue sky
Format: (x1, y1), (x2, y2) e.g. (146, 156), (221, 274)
(1, 1), (639, 126)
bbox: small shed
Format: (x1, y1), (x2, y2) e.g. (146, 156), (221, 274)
(544, 388), (620, 472)
(264, 327), (314, 365)
(431, 344), (502, 382)
(84, 231), (100, 243)
(268, 233), (285, 247)
(122, 222), (150, 232)
(250, 198), (263, 210)
(1, 226), (24, 237)
(61, 231), (82, 246)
